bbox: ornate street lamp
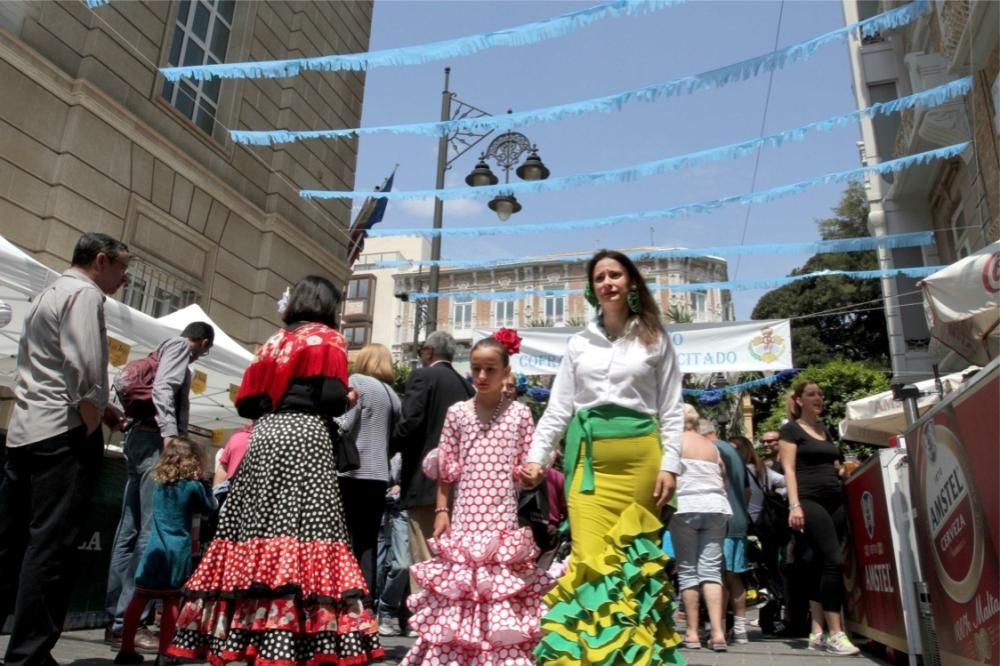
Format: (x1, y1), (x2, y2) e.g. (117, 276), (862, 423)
(465, 127), (550, 222)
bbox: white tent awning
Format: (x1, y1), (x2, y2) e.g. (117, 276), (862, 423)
(838, 367), (975, 446)
(0, 235), (252, 432)
(921, 241), (1000, 366)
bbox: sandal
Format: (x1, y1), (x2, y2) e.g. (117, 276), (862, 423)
(710, 642), (728, 652)
(683, 640), (701, 649)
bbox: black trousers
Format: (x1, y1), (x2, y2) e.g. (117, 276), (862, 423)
(338, 476), (387, 599)
(0, 426), (104, 666)
(799, 494), (848, 613)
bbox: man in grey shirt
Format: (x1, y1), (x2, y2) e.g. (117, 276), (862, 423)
(0, 232), (130, 666)
(105, 321), (214, 645)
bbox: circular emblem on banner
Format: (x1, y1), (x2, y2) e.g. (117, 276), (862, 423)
(861, 491), (876, 539)
(748, 326), (786, 364)
(982, 251), (1000, 294)
(920, 423), (985, 603)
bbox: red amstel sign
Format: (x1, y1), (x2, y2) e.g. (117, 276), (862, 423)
(844, 458), (908, 651)
(909, 367), (999, 664)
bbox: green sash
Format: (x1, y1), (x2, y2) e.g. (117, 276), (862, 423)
(563, 404), (657, 496)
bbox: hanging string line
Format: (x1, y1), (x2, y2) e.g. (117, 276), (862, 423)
(299, 78), (969, 202)
(233, 1), (930, 146)
(162, 0), (684, 80)
(405, 266), (944, 301)
(366, 231), (934, 269)
(733, 0), (785, 282)
(369, 142), (968, 238)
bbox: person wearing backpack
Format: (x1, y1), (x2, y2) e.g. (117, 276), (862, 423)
(104, 321), (214, 649)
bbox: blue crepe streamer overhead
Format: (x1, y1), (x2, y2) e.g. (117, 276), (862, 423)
(234, 1), (931, 147)
(683, 370), (801, 398)
(369, 143), (968, 239)
(369, 232), (934, 270)
(405, 266), (945, 302)
(299, 80), (968, 203)
(86, 0), (109, 7)
(162, 0), (683, 81)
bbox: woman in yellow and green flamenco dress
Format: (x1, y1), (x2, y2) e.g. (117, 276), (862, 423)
(520, 249), (685, 666)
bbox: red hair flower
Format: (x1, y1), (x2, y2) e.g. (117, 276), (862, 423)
(492, 328), (522, 356)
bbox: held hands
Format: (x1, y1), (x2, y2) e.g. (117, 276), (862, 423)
(102, 405), (126, 431)
(653, 471), (676, 509)
(789, 505), (805, 531)
(347, 389), (359, 408)
(433, 511), (451, 538)
(519, 463), (544, 489)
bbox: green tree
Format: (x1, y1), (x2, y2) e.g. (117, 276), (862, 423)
(756, 359), (889, 448)
(752, 181), (889, 369)
(664, 304), (693, 324)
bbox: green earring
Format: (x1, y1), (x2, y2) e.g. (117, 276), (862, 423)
(584, 283), (599, 307)
(627, 287), (641, 314)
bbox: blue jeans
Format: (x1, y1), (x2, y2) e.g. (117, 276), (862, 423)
(105, 428), (161, 631)
(375, 507), (409, 620)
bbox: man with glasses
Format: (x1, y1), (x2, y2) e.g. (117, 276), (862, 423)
(0, 232), (129, 666)
(105, 321), (214, 648)
(760, 430), (782, 473)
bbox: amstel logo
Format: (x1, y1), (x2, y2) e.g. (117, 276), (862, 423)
(919, 421), (985, 603)
(748, 326), (786, 364)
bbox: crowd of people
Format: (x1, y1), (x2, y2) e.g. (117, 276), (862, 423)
(0, 232), (863, 666)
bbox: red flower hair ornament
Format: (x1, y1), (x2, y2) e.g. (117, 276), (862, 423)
(492, 328), (522, 356)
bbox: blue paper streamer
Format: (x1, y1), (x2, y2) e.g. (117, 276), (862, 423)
(370, 143), (968, 239)
(86, 0), (109, 6)
(162, 0), (682, 81)
(406, 266), (945, 302)
(683, 370), (800, 398)
(236, 1), (930, 147)
(368, 232), (934, 270)
(300, 79), (967, 203)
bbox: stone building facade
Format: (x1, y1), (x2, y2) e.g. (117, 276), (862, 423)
(842, 0), (998, 379)
(0, 0), (372, 347)
(359, 246), (734, 364)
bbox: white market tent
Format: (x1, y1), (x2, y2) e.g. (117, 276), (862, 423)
(0, 235), (252, 432)
(838, 367), (974, 446)
(921, 240), (1000, 366)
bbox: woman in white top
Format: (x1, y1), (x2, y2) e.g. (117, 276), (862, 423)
(672, 404), (732, 652)
(520, 250), (685, 664)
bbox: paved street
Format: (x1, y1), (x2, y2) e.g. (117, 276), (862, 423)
(1, 623), (896, 666)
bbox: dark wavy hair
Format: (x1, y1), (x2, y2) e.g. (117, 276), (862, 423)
(586, 249), (663, 346)
(282, 275), (342, 330)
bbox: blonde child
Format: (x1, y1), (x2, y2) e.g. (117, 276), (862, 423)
(115, 438), (215, 665)
(401, 334), (553, 665)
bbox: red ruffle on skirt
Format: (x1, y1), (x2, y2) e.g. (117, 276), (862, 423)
(401, 527), (554, 665)
(185, 536), (367, 599)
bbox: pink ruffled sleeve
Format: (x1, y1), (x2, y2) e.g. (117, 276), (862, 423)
(437, 405), (463, 484)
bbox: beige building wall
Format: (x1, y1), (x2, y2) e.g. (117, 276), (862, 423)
(0, 0), (372, 347)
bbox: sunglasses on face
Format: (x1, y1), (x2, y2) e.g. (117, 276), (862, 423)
(762, 439), (779, 444)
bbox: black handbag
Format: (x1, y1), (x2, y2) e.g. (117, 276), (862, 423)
(750, 469), (790, 546)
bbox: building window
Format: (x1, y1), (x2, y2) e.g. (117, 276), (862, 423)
(453, 297), (473, 331)
(120, 258), (201, 317)
(342, 324), (369, 350)
(544, 295), (565, 326)
(344, 275), (374, 318)
(692, 291), (708, 322)
(494, 299), (516, 328)
(162, 0), (235, 135)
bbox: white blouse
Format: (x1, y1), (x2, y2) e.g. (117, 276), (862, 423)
(526, 319), (685, 474)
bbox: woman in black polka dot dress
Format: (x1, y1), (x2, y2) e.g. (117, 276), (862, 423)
(168, 277), (382, 666)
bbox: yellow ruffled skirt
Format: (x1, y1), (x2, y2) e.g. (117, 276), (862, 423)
(535, 434), (684, 666)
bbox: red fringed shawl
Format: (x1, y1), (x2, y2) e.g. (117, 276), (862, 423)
(235, 323), (349, 411)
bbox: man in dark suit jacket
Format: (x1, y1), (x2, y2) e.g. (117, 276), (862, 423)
(391, 331), (473, 589)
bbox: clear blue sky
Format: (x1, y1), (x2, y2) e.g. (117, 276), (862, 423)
(352, 0), (863, 319)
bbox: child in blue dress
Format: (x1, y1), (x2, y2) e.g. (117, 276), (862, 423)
(115, 438), (215, 665)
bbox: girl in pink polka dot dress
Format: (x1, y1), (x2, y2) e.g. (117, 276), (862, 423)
(401, 334), (555, 666)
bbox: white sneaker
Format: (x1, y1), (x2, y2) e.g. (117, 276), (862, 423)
(808, 632), (826, 651)
(730, 628), (749, 644)
(825, 632), (860, 656)
(377, 617), (401, 637)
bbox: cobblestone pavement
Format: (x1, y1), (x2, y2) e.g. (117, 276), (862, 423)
(1, 624), (898, 666)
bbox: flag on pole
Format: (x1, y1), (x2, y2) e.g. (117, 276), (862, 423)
(347, 168), (396, 266)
